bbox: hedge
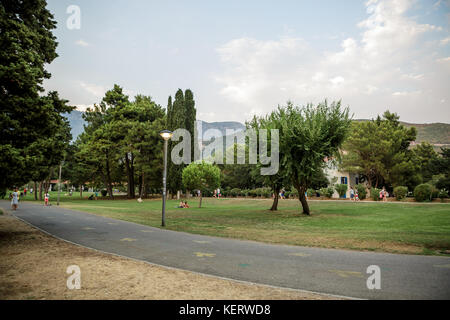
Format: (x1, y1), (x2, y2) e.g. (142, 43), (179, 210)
(414, 184), (432, 202)
(355, 184), (367, 200)
(393, 186), (408, 201)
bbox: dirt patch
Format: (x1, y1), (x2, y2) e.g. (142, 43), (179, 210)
(0, 213), (336, 300)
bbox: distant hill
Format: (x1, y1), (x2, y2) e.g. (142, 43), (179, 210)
(401, 122), (450, 145)
(198, 120), (245, 140)
(64, 112), (246, 142)
(65, 111), (449, 149)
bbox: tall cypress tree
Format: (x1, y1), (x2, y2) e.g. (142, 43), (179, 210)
(167, 89), (185, 194)
(166, 89), (196, 196)
(184, 89), (196, 161)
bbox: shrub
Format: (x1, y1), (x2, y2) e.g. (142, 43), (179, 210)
(355, 184), (367, 200)
(414, 184), (433, 202)
(438, 189), (449, 202)
(101, 189), (107, 197)
(431, 187), (439, 199)
(319, 187), (334, 198)
(371, 188), (381, 201)
(230, 188), (241, 197)
(393, 186), (408, 201)
(335, 184), (348, 198)
(290, 188), (299, 198)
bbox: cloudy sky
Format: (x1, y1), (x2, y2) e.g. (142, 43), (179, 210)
(44, 0), (450, 123)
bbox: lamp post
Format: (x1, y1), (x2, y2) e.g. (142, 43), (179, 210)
(159, 130), (173, 227)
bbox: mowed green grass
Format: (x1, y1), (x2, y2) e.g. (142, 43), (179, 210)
(22, 193), (449, 256)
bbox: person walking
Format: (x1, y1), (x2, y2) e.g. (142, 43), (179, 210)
(382, 187), (388, 202)
(44, 192), (50, 206)
(11, 188), (19, 210)
(350, 187), (355, 201)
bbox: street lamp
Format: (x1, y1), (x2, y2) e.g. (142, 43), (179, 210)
(159, 130), (173, 227)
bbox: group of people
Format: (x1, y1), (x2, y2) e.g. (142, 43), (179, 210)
(379, 187), (388, 202)
(9, 188), (50, 210)
(213, 188), (221, 198)
(349, 187), (360, 201)
(177, 201), (190, 208)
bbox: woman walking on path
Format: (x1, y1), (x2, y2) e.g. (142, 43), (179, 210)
(11, 188), (19, 210)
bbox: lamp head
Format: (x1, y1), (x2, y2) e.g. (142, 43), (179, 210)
(159, 130), (173, 141)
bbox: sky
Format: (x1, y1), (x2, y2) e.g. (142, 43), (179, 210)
(44, 0), (450, 124)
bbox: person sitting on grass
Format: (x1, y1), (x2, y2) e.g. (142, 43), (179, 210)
(183, 201), (190, 208)
(177, 201), (184, 208)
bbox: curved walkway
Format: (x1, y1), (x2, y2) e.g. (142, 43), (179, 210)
(1, 201), (449, 300)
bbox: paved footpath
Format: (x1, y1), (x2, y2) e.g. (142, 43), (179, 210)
(1, 201), (449, 299)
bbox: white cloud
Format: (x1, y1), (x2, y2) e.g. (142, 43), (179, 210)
(79, 81), (106, 98)
(214, 0), (449, 123)
(440, 37), (450, 45)
(74, 104), (93, 111)
(75, 39), (89, 47)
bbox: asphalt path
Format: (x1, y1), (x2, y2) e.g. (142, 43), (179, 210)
(1, 200), (449, 299)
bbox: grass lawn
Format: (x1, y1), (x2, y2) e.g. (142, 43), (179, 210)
(22, 192), (450, 256)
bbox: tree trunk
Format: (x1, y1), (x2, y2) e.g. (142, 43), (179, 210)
(270, 187), (280, 211)
(293, 180), (310, 215)
(34, 181), (37, 200)
(39, 181), (43, 201)
(199, 191), (202, 208)
(130, 153), (135, 198)
(125, 154), (131, 198)
(298, 190), (310, 215)
(105, 154), (114, 200)
(139, 172), (145, 198)
(80, 185), (83, 199)
(177, 190), (180, 200)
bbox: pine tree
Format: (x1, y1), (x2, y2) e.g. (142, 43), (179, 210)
(0, 0), (73, 193)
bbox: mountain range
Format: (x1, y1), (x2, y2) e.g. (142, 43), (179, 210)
(65, 110), (449, 148)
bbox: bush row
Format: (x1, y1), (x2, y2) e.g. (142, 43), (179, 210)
(220, 185), (449, 202)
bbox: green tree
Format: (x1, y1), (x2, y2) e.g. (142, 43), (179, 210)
(277, 101), (351, 215)
(431, 147), (450, 190)
(102, 85), (136, 198)
(0, 1), (73, 193)
(341, 111), (418, 190)
(182, 161), (220, 208)
(167, 89), (196, 197)
(248, 114), (290, 211)
(184, 89), (197, 160)
(413, 142), (438, 183)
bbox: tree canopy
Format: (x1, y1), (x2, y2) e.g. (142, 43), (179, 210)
(182, 161), (220, 208)
(0, 0), (73, 194)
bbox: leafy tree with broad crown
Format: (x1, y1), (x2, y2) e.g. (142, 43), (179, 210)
(182, 161), (220, 208)
(277, 100), (351, 215)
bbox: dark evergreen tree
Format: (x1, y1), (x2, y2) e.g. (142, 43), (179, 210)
(184, 89), (197, 160)
(0, 0), (73, 194)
